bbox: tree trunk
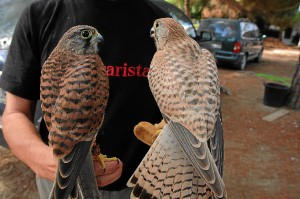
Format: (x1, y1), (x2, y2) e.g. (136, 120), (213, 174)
(184, 0), (191, 18)
(287, 52), (300, 110)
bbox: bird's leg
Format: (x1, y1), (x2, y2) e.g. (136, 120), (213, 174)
(150, 119), (167, 141)
(153, 119), (166, 138)
(91, 143), (119, 170)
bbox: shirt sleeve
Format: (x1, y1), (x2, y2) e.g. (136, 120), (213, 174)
(0, 4), (41, 100)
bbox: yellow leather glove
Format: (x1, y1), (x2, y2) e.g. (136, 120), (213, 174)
(133, 120), (166, 146)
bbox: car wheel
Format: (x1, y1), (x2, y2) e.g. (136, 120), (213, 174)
(254, 51), (263, 63)
(236, 55), (246, 70)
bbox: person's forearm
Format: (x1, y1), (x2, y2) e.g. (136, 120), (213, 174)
(2, 111), (56, 181)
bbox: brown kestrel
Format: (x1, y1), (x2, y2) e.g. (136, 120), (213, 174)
(128, 18), (227, 198)
(40, 25), (109, 199)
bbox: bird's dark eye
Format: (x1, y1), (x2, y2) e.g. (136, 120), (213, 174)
(81, 30), (92, 39)
(156, 22), (159, 28)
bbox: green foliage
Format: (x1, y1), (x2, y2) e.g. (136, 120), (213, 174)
(256, 73), (292, 86)
(166, 0), (183, 9)
(294, 11), (300, 23)
(166, 0), (209, 19)
(240, 0), (300, 29)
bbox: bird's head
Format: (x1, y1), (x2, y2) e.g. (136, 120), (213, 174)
(150, 18), (187, 50)
(58, 25), (104, 55)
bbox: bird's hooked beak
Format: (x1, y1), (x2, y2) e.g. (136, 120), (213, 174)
(150, 27), (155, 38)
(94, 32), (104, 52)
(96, 32), (104, 43)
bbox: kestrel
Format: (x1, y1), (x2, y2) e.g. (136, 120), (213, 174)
(128, 18), (227, 198)
(40, 25), (109, 199)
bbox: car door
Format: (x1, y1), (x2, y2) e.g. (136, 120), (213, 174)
(251, 23), (264, 55)
(241, 22), (262, 60)
(240, 22), (256, 59)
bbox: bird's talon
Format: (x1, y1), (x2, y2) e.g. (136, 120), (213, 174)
(93, 153), (119, 170)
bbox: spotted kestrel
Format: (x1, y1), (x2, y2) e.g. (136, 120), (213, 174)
(128, 18), (227, 199)
(40, 25), (109, 199)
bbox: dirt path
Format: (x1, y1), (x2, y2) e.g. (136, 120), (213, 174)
(220, 40), (300, 199)
(0, 39), (299, 199)
(0, 146), (39, 199)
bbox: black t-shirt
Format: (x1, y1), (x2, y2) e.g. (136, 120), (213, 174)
(0, 0), (168, 191)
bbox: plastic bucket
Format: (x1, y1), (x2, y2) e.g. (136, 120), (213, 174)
(263, 82), (290, 107)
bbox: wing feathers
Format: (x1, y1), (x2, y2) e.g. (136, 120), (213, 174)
(169, 121), (226, 198)
(77, 152), (101, 199)
(51, 141), (92, 199)
(209, 111), (224, 177)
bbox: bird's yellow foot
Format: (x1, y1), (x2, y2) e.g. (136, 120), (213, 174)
(152, 129), (162, 139)
(154, 119), (166, 130)
(153, 120), (166, 139)
(91, 144), (119, 170)
(133, 119), (166, 146)
(93, 154), (119, 170)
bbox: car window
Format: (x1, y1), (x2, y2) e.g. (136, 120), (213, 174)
(252, 24), (260, 37)
(241, 22), (259, 38)
(200, 20), (238, 39)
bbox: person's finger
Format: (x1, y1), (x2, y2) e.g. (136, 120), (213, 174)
(93, 159), (122, 176)
(95, 160), (123, 187)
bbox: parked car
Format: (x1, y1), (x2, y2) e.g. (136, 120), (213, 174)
(198, 18), (266, 70)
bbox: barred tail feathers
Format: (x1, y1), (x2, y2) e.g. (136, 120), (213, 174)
(127, 125), (212, 199)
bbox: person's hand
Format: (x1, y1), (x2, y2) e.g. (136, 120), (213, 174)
(34, 145), (57, 182)
(93, 159), (123, 187)
(34, 146), (123, 187)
